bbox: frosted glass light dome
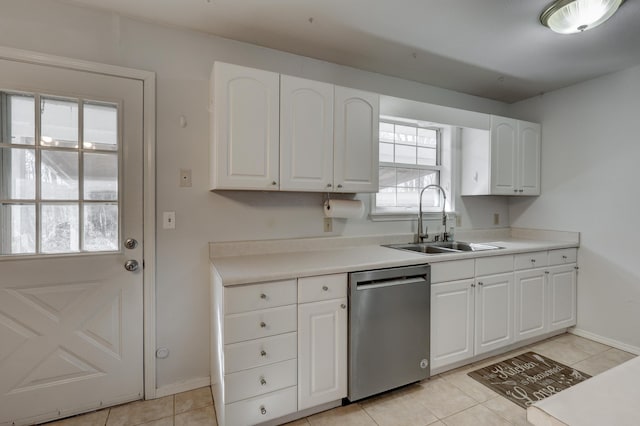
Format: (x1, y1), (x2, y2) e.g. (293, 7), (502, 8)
(540, 0), (625, 34)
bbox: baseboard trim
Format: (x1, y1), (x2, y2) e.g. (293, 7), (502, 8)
(154, 377), (211, 398)
(569, 328), (640, 355)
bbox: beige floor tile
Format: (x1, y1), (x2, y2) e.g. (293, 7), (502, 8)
(571, 347), (637, 376)
(138, 417), (173, 426)
(106, 396), (174, 426)
(283, 419), (311, 425)
(483, 396), (528, 426)
(440, 369), (498, 403)
(174, 387), (213, 414)
(528, 339), (591, 365)
(407, 377), (477, 419)
(361, 385), (439, 426)
(45, 409), (110, 426)
(307, 404), (376, 426)
(549, 334), (611, 356)
(441, 404), (512, 426)
(174, 406), (216, 426)
(471, 347), (531, 370)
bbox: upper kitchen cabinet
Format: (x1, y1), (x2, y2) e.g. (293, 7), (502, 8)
(211, 62), (379, 193)
(211, 62), (280, 190)
(333, 87), (379, 193)
(280, 76), (334, 192)
(461, 116), (540, 196)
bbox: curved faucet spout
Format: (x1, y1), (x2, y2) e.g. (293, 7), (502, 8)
(417, 184), (447, 243)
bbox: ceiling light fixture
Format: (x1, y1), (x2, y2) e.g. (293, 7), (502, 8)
(540, 0), (625, 34)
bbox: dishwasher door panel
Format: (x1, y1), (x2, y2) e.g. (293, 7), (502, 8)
(348, 270), (430, 401)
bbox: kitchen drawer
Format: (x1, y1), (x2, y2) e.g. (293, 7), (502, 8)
(225, 332), (297, 374)
(431, 259), (475, 283)
(475, 255), (514, 276)
(225, 358), (297, 403)
(548, 248), (577, 266)
(514, 251), (548, 270)
(298, 273), (347, 303)
(225, 279), (297, 314)
(225, 305), (297, 344)
(225, 386), (297, 426)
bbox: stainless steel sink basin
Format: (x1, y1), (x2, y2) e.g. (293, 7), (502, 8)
(384, 241), (503, 255)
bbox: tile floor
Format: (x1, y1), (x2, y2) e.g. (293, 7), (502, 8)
(44, 333), (636, 426)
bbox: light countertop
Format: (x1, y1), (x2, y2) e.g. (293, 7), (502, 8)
(210, 229), (579, 286)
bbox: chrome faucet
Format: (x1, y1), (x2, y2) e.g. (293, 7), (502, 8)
(417, 184), (448, 243)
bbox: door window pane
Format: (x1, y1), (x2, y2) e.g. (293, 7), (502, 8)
(84, 204), (118, 251)
(0, 147), (36, 199)
(0, 203), (35, 254)
(41, 150), (79, 200)
(41, 204), (79, 253)
(84, 102), (118, 151)
(41, 97), (79, 148)
(1, 93), (35, 145)
(84, 153), (118, 200)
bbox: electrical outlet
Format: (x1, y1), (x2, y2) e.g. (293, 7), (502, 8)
(163, 211), (176, 229)
(456, 216), (462, 227)
(493, 213), (500, 225)
(324, 217), (333, 232)
(179, 169), (192, 187)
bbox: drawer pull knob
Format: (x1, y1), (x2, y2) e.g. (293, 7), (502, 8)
(322, 285), (329, 291)
(341, 303), (346, 309)
(562, 255), (568, 259)
(471, 284), (476, 288)
(260, 322), (266, 328)
(531, 259), (536, 263)
(260, 293), (267, 299)
(260, 377), (267, 386)
(260, 406), (267, 415)
(545, 271), (550, 274)
(260, 350), (267, 357)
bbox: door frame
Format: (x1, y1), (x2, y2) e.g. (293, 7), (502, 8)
(0, 46), (158, 399)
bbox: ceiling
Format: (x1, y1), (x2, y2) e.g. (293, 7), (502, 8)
(61, 0), (640, 103)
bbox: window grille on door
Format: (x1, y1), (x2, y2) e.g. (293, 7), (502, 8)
(0, 91), (120, 256)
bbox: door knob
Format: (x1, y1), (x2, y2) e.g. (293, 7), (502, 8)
(124, 260), (139, 272)
(124, 238), (138, 250)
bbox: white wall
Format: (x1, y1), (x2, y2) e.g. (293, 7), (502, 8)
(1, 0), (511, 389)
(509, 64), (640, 352)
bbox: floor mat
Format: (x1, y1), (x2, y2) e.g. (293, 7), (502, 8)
(467, 351), (591, 409)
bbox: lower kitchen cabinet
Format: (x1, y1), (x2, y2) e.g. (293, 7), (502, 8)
(514, 268), (548, 341)
(474, 273), (514, 355)
(548, 264), (577, 332)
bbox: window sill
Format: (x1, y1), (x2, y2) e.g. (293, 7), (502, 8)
(370, 210), (457, 222)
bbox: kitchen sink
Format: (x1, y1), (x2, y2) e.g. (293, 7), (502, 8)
(384, 241), (503, 255)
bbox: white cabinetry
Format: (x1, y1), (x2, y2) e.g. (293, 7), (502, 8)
(461, 116), (541, 196)
(474, 273), (514, 355)
(211, 62), (280, 190)
(298, 274), (347, 410)
(211, 62), (379, 193)
(333, 87), (379, 193)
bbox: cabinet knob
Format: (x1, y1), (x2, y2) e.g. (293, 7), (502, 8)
(341, 303), (346, 309)
(260, 350), (267, 357)
(260, 377), (267, 386)
(478, 282), (484, 286)
(575, 266), (579, 270)
(322, 285), (328, 291)
(260, 321), (266, 328)
(514, 189), (518, 193)
(260, 293), (267, 300)
(326, 183), (332, 188)
(531, 259), (536, 263)
(471, 283), (476, 288)
(562, 255), (568, 259)
(260, 406), (267, 415)
(271, 181), (277, 186)
(519, 189), (524, 193)
(545, 271), (550, 274)
(337, 184), (343, 189)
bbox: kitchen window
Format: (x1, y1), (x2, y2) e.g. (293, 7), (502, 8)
(373, 117), (454, 218)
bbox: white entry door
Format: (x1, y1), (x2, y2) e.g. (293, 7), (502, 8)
(0, 58), (144, 425)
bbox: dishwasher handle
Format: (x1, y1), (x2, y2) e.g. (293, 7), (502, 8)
(355, 276), (428, 290)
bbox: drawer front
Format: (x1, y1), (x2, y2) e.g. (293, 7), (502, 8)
(225, 332), (297, 374)
(548, 248), (577, 266)
(298, 273), (347, 303)
(225, 305), (297, 344)
(431, 259), (475, 283)
(225, 359), (297, 403)
(225, 279), (297, 314)
(475, 255), (514, 276)
(514, 251), (548, 270)
(225, 386), (297, 426)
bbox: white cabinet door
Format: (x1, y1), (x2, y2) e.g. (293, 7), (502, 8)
(430, 279), (475, 370)
(475, 273), (514, 355)
(518, 120), (541, 196)
(333, 86), (379, 193)
(490, 116), (518, 195)
(548, 265), (577, 332)
(514, 269), (548, 342)
(298, 298), (347, 410)
(212, 62), (280, 190)
(280, 76), (334, 192)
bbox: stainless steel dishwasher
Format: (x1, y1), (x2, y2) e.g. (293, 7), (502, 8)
(348, 264), (431, 401)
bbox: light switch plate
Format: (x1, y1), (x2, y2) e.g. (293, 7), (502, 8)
(324, 218), (333, 232)
(163, 212), (176, 229)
